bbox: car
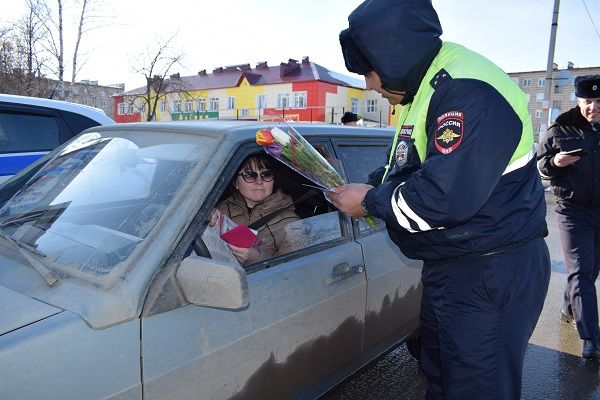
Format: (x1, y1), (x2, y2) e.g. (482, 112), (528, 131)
(0, 120), (422, 400)
(0, 93), (115, 185)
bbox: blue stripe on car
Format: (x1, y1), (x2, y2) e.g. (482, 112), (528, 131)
(0, 152), (47, 176)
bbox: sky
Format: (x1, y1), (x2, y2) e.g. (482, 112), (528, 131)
(2, 0), (600, 91)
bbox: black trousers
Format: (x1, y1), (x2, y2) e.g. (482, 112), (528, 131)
(420, 238), (550, 400)
(557, 202), (600, 340)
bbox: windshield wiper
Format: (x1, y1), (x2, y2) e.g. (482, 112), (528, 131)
(0, 228), (58, 287)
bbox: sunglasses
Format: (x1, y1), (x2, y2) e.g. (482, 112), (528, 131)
(238, 170), (275, 183)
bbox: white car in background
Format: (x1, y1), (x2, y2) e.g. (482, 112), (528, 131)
(0, 94), (115, 184)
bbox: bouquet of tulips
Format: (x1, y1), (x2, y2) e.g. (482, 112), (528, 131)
(256, 123), (376, 227)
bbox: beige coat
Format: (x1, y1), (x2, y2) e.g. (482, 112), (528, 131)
(218, 189), (305, 264)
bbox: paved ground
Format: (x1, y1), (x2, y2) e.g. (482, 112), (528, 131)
(323, 193), (600, 400)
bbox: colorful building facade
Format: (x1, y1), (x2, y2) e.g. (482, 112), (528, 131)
(113, 57), (392, 126)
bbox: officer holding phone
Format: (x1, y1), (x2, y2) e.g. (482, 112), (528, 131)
(537, 74), (600, 358)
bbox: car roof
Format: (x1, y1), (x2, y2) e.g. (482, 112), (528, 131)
(0, 93), (115, 125)
(85, 120), (394, 141)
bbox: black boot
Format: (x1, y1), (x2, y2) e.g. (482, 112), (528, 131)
(582, 334), (600, 359)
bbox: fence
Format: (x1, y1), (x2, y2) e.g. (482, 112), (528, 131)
(169, 105), (390, 127)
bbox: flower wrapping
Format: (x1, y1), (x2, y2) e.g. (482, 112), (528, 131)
(256, 124), (376, 227)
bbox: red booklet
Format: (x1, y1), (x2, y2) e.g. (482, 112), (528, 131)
(219, 214), (262, 248)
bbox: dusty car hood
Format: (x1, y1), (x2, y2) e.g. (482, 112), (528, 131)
(0, 285), (63, 336)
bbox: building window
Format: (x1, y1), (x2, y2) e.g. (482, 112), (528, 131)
(535, 110), (542, 118)
(535, 93), (544, 103)
(256, 94), (266, 109)
(173, 100), (182, 113)
(552, 100), (561, 109)
(512, 77), (519, 85)
(554, 86), (562, 94)
(160, 101), (166, 112)
(102, 101), (107, 107)
(127, 104), (134, 114)
(185, 99), (193, 112)
(525, 93), (531, 103)
(351, 98), (360, 114)
(227, 96), (235, 110)
(209, 97), (219, 111)
(293, 91), (307, 108)
(366, 99), (378, 113)
(522, 79), (531, 88)
(277, 93), (290, 108)
(140, 103), (146, 113)
(240, 109), (249, 117)
(197, 98), (206, 111)
(537, 78), (545, 87)
(118, 103), (126, 115)
(534, 125), (541, 134)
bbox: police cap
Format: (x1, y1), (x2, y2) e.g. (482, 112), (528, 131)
(574, 75), (600, 99)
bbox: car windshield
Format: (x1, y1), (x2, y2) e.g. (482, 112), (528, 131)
(0, 129), (219, 287)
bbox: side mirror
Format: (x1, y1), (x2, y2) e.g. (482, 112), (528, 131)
(176, 256), (249, 310)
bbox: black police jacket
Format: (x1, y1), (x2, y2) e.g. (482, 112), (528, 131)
(537, 106), (600, 208)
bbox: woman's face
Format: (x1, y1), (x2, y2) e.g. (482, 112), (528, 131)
(235, 161), (275, 208)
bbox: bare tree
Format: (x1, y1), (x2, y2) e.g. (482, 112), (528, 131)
(35, 0), (104, 99)
(130, 36), (187, 122)
(0, 1), (50, 97)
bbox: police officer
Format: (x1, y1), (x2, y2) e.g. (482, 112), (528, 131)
(537, 74), (600, 359)
(328, 0), (551, 398)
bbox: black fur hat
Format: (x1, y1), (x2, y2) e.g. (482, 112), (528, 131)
(575, 75), (600, 99)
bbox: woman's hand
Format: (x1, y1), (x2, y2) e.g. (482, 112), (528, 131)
(228, 244), (259, 263)
(208, 208), (221, 227)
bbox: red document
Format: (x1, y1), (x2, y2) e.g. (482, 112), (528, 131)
(219, 214), (262, 248)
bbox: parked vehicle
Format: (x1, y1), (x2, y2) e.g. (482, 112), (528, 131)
(0, 94), (115, 185)
(0, 121), (422, 400)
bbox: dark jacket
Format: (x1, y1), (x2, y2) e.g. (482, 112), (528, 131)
(218, 189), (305, 264)
(537, 107), (600, 208)
(349, 1), (547, 262)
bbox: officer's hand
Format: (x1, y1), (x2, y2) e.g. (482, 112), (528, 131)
(554, 152), (581, 167)
(328, 183), (373, 218)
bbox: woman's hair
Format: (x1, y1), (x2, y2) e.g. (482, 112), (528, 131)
(237, 153), (274, 175)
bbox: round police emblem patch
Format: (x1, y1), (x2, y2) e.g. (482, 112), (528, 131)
(434, 111), (464, 154)
(395, 140), (409, 166)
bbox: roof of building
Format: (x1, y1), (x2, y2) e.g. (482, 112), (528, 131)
(122, 57), (366, 96)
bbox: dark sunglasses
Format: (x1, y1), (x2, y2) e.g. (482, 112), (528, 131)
(238, 170), (275, 183)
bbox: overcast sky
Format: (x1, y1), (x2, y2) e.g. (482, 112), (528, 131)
(2, 0), (600, 90)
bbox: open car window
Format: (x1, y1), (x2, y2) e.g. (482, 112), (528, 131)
(194, 147), (346, 271)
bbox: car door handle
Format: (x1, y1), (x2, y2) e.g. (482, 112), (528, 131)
(326, 263), (364, 285)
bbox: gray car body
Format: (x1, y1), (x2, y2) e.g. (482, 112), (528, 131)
(0, 121), (422, 399)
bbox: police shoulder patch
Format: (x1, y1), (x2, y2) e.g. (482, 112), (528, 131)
(434, 111), (464, 154)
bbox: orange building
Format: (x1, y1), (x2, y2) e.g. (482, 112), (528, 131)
(114, 57), (393, 126)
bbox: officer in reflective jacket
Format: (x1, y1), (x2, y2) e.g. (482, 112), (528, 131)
(537, 75), (600, 359)
(328, 0), (551, 399)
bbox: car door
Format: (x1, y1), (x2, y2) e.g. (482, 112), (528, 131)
(334, 138), (423, 353)
(140, 143), (367, 400)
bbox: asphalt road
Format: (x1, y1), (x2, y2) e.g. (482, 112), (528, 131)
(323, 192), (600, 400)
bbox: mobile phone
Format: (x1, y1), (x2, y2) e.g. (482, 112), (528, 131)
(562, 148), (589, 157)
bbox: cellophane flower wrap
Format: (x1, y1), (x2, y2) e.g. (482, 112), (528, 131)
(256, 124), (376, 228)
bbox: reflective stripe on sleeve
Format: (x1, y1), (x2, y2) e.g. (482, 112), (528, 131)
(391, 184), (437, 232)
